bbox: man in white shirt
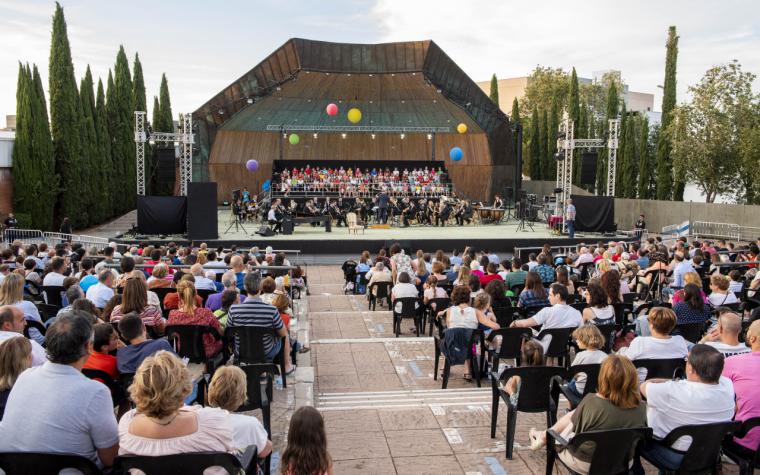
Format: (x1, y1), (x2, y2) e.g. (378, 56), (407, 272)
(0, 306), (46, 366)
(191, 264), (217, 291)
(108, 242), (122, 259)
(671, 252), (695, 288)
(636, 344), (735, 472)
(85, 270), (115, 309)
(573, 247), (594, 266)
(700, 312), (750, 357)
(511, 284), (581, 351)
(42, 256), (67, 287)
(526, 253), (539, 271)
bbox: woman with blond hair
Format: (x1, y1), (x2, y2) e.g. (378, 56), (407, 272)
(118, 351), (235, 457)
(167, 280), (223, 358)
(0, 273), (43, 344)
(0, 336), (32, 419)
(527, 355), (647, 473)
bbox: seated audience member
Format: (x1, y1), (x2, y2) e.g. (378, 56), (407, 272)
(671, 251), (695, 288)
(566, 325), (608, 397)
(600, 269), (625, 303)
(622, 307), (689, 362)
(635, 345), (735, 473)
(101, 294), (122, 322)
(699, 312), (750, 357)
(116, 312), (175, 374)
(207, 365), (273, 464)
(502, 340), (545, 405)
(281, 406), (332, 475)
(366, 262), (392, 296)
(534, 254), (555, 284)
(707, 274), (739, 307)
(391, 271), (420, 314)
(581, 281), (615, 325)
(728, 270), (744, 293)
(673, 283), (713, 325)
(41, 256), (66, 287)
(430, 261), (449, 283)
(0, 336), (32, 420)
(0, 312), (119, 468)
(168, 280), (223, 358)
(423, 276), (449, 308)
(503, 258), (527, 289)
(230, 255), (247, 292)
(479, 262), (503, 287)
(110, 276), (166, 335)
(484, 279), (511, 309)
(84, 323), (121, 380)
(529, 355), (647, 473)
(206, 271), (238, 312)
(164, 274), (203, 311)
(468, 274), (484, 299)
(146, 263), (172, 289)
(469, 259), (484, 279)
(85, 270), (115, 309)
(0, 305), (46, 366)
(190, 263), (217, 291)
(258, 276), (277, 305)
(517, 272), (550, 308)
(0, 273), (44, 345)
(722, 320), (760, 455)
(512, 284), (582, 351)
(228, 272), (294, 375)
(555, 266), (575, 295)
(214, 289), (240, 329)
(118, 351), (235, 458)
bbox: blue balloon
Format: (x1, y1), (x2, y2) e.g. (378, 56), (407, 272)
(449, 147), (463, 161)
(262, 179), (271, 191)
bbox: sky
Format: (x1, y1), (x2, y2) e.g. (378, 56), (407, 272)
(1, 0), (759, 124)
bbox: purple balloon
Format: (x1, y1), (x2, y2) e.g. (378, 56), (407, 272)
(246, 159), (258, 172)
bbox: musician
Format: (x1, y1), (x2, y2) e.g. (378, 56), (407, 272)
(455, 200), (473, 226)
(267, 204), (282, 233)
(427, 199), (437, 225)
(356, 198), (371, 223)
(565, 198), (576, 238)
(401, 198), (417, 227)
(635, 214), (646, 230)
(303, 199), (319, 227)
(493, 194), (504, 209)
(329, 200), (346, 227)
(435, 197), (453, 227)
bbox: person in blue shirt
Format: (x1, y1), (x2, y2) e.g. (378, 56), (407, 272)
(116, 312), (175, 374)
(242, 187), (251, 204)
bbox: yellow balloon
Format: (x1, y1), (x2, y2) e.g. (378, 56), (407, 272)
(347, 108), (362, 124)
(457, 123), (467, 134)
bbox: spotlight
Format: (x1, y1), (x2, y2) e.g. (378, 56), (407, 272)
(341, 133), (347, 139)
(218, 109), (224, 115)
(283, 133), (287, 138)
(553, 152), (564, 161)
(426, 134), (432, 140)
(313, 133), (318, 139)
(276, 87), (281, 91)
(400, 133), (405, 139)
(371, 134), (376, 139)
(246, 98), (253, 104)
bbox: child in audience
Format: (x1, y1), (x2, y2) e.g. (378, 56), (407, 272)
(272, 293), (309, 356)
(281, 406), (332, 475)
(502, 340), (544, 405)
(567, 325), (608, 397)
(207, 366), (272, 467)
(84, 323), (122, 380)
(213, 289), (239, 329)
(728, 270), (744, 293)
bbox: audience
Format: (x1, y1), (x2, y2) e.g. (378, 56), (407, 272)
(167, 280), (223, 358)
(622, 307), (689, 362)
(83, 323), (121, 380)
(0, 336), (32, 420)
(517, 272), (550, 309)
(673, 283), (713, 325)
(721, 320), (760, 456)
(0, 273), (44, 345)
(110, 276), (166, 336)
(205, 270), (239, 312)
(0, 305), (46, 366)
(581, 281), (615, 325)
(567, 325), (608, 396)
(85, 269), (115, 309)
(501, 340), (544, 405)
(699, 312), (751, 357)
(116, 312), (175, 374)
(511, 284), (582, 351)
(707, 274), (739, 307)
(280, 406), (332, 475)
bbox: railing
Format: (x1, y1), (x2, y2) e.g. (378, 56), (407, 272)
(513, 240), (639, 262)
(661, 220), (760, 243)
(2, 229), (108, 247)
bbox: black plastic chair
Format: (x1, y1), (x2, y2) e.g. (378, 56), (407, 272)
(36, 302), (59, 323)
(492, 306), (520, 328)
(197, 288), (216, 306)
(434, 328), (485, 389)
(641, 421), (741, 474)
(536, 327), (576, 368)
(522, 304), (550, 317)
(547, 427), (652, 475)
(674, 322), (706, 343)
(237, 363), (276, 475)
(490, 366), (566, 458)
(225, 325), (287, 388)
(392, 297), (421, 337)
(485, 327), (532, 373)
(368, 281), (392, 310)
(0, 452), (101, 475)
(41, 285), (65, 309)
(82, 368), (127, 407)
(425, 297), (450, 336)
(23, 319), (46, 340)
(354, 271), (369, 295)
(722, 417), (760, 475)
(509, 284), (523, 297)
(594, 323), (617, 353)
(552, 363), (602, 409)
(166, 324), (225, 381)
(632, 358), (686, 380)
(150, 287), (175, 310)
(114, 452), (246, 475)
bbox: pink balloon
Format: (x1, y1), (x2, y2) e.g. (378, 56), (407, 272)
(326, 103), (338, 116)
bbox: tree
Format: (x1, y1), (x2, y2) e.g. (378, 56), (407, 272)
(489, 74), (499, 106)
(655, 26), (679, 200)
(738, 104), (760, 204)
(619, 111), (637, 198)
(636, 116), (654, 199)
(522, 66), (569, 114)
(79, 66), (99, 225)
(49, 2), (84, 227)
(106, 70), (120, 216)
(511, 97), (521, 164)
(547, 98), (559, 181)
(539, 110), (549, 180)
(597, 81), (619, 194)
(156, 73), (173, 132)
(668, 61), (756, 203)
(112, 46), (134, 212)
(568, 68), (581, 183)
(528, 107), (541, 179)
(30, 65), (58, 229)
(95, 78), (113, 219)
(576, 102), (589, 185)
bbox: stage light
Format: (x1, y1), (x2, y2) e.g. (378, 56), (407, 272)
(341, 133), (347, 139)
(313, 133), (318, 139)
(427, 134), (432, 140)
(283, 133), (287, 138)
(553, 152), (564, 161)
(276, 87), (281, 91)
(371, 134), (376, 139)
(347, 73), (351, 77)
(218, 109), (224, 115)
(246, 98), (253, 104)
(401, 100), (405, 104)
(400, 133), (405, 139)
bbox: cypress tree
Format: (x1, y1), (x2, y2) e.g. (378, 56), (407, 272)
(620, 112), (637, 198)
(31, 65), (57, 229)
(616, 103), (628, 197)
(11, 65), (34, 227)
(529, 107), (541, 179)
(568, 68), (581, 184)
(49, 2), (84, 227)
(489, 74), (499, 106)
(79, 66), (99, 225)
(113, 46), (134, 211)
(106, 70), (121, 216)
(95, 78), (113, 220)
(539, 110), (549, 180)
(157, 73), (173, 132)
(152, 96), (161, 132)
(597, 82), (618, 194)
(656, 26), (679, 200)
(547, 98), (559, 181)
(637, 116), (652, 199)
(576, 103), (589, 185)
(511, 98), (520, 162)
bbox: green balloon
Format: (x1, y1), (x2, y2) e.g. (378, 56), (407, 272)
(289, 133), (300, 145)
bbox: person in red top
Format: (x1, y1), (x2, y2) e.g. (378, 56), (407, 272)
(479, 262), (504, 287)
(167, 280), (223, 358)
(84, 323), (121, 380)
(163, 274), (203, 311)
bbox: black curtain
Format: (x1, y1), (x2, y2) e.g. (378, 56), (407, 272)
(137, 196), (187, 234)
(571, 195), (615, 233)
(187, 183), (218, 240)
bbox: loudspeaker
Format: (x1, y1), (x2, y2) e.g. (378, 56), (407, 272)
(282, 216), (294, 235)
(155, 148), (176, 181)
(187, 182), (218, 240)
(256, 225), (274, 237)
(580, 152), (598, 185)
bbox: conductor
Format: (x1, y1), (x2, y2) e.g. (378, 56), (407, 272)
(376, 188), (390, 224)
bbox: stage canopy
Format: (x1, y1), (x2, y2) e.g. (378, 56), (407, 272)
(192, 39), (515, 201)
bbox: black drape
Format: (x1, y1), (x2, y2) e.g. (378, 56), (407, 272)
(137, 196), (187, 234)
(571, 195), (615, 233)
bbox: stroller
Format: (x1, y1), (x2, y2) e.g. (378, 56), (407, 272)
(342, 259), (358, 294)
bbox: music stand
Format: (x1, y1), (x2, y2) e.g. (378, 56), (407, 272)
(224, 204), (250, 235)
(515, 199), (535, 232)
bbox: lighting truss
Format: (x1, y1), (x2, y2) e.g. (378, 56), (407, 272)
(134, 111), (194, 196)
(265, 125), (451, 133)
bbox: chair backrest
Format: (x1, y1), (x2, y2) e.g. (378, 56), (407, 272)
(510, 284), (523, 297)
(594, 323), (617, 353)
(492, 306), (519, 327)
(632, 358), (686, 380)
(674, 322), (706, 343)
(151, 287), (175, 309)
(114, 452), (243, 475)
(197, 289), (215, 305)
(489, 328), (532, 360)
(612, 303), (629, 325)
(537, 327), (575, 358)
(567, 363), (602, 396)
(357, 271), (369, 285)
(36, 303), (59, 323)
(166, 324), (221, 362)
(428, 297), (450, 312)
(371, 281), (391, 298)
(395, 297), (418, 316)
(0, 452), (101, 475)
(568, 427), (652, 475)
(497, 366), (567, 412)
(623, 292), (637, 305)
(347, 212), (357, 226)
(237, 363), (277, 414)
(42, 285), (65, 308)
(661, 421), (741, 473)
(570, 302), (588, 313)
(23, 319), (47, 341)
(225, 325), (277, 364)
(523, 304), (550, 317)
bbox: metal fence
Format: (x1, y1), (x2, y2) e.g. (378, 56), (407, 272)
(513, 240), (639, 263)
(661, 220), (760, 243)
(2, 228), (109, 248)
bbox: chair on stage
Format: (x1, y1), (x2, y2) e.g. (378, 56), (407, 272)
(346, 212), (364, 235)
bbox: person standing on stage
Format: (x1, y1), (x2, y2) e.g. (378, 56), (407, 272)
(565, 199), (576, 238)
(377, 188), (390, 224)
